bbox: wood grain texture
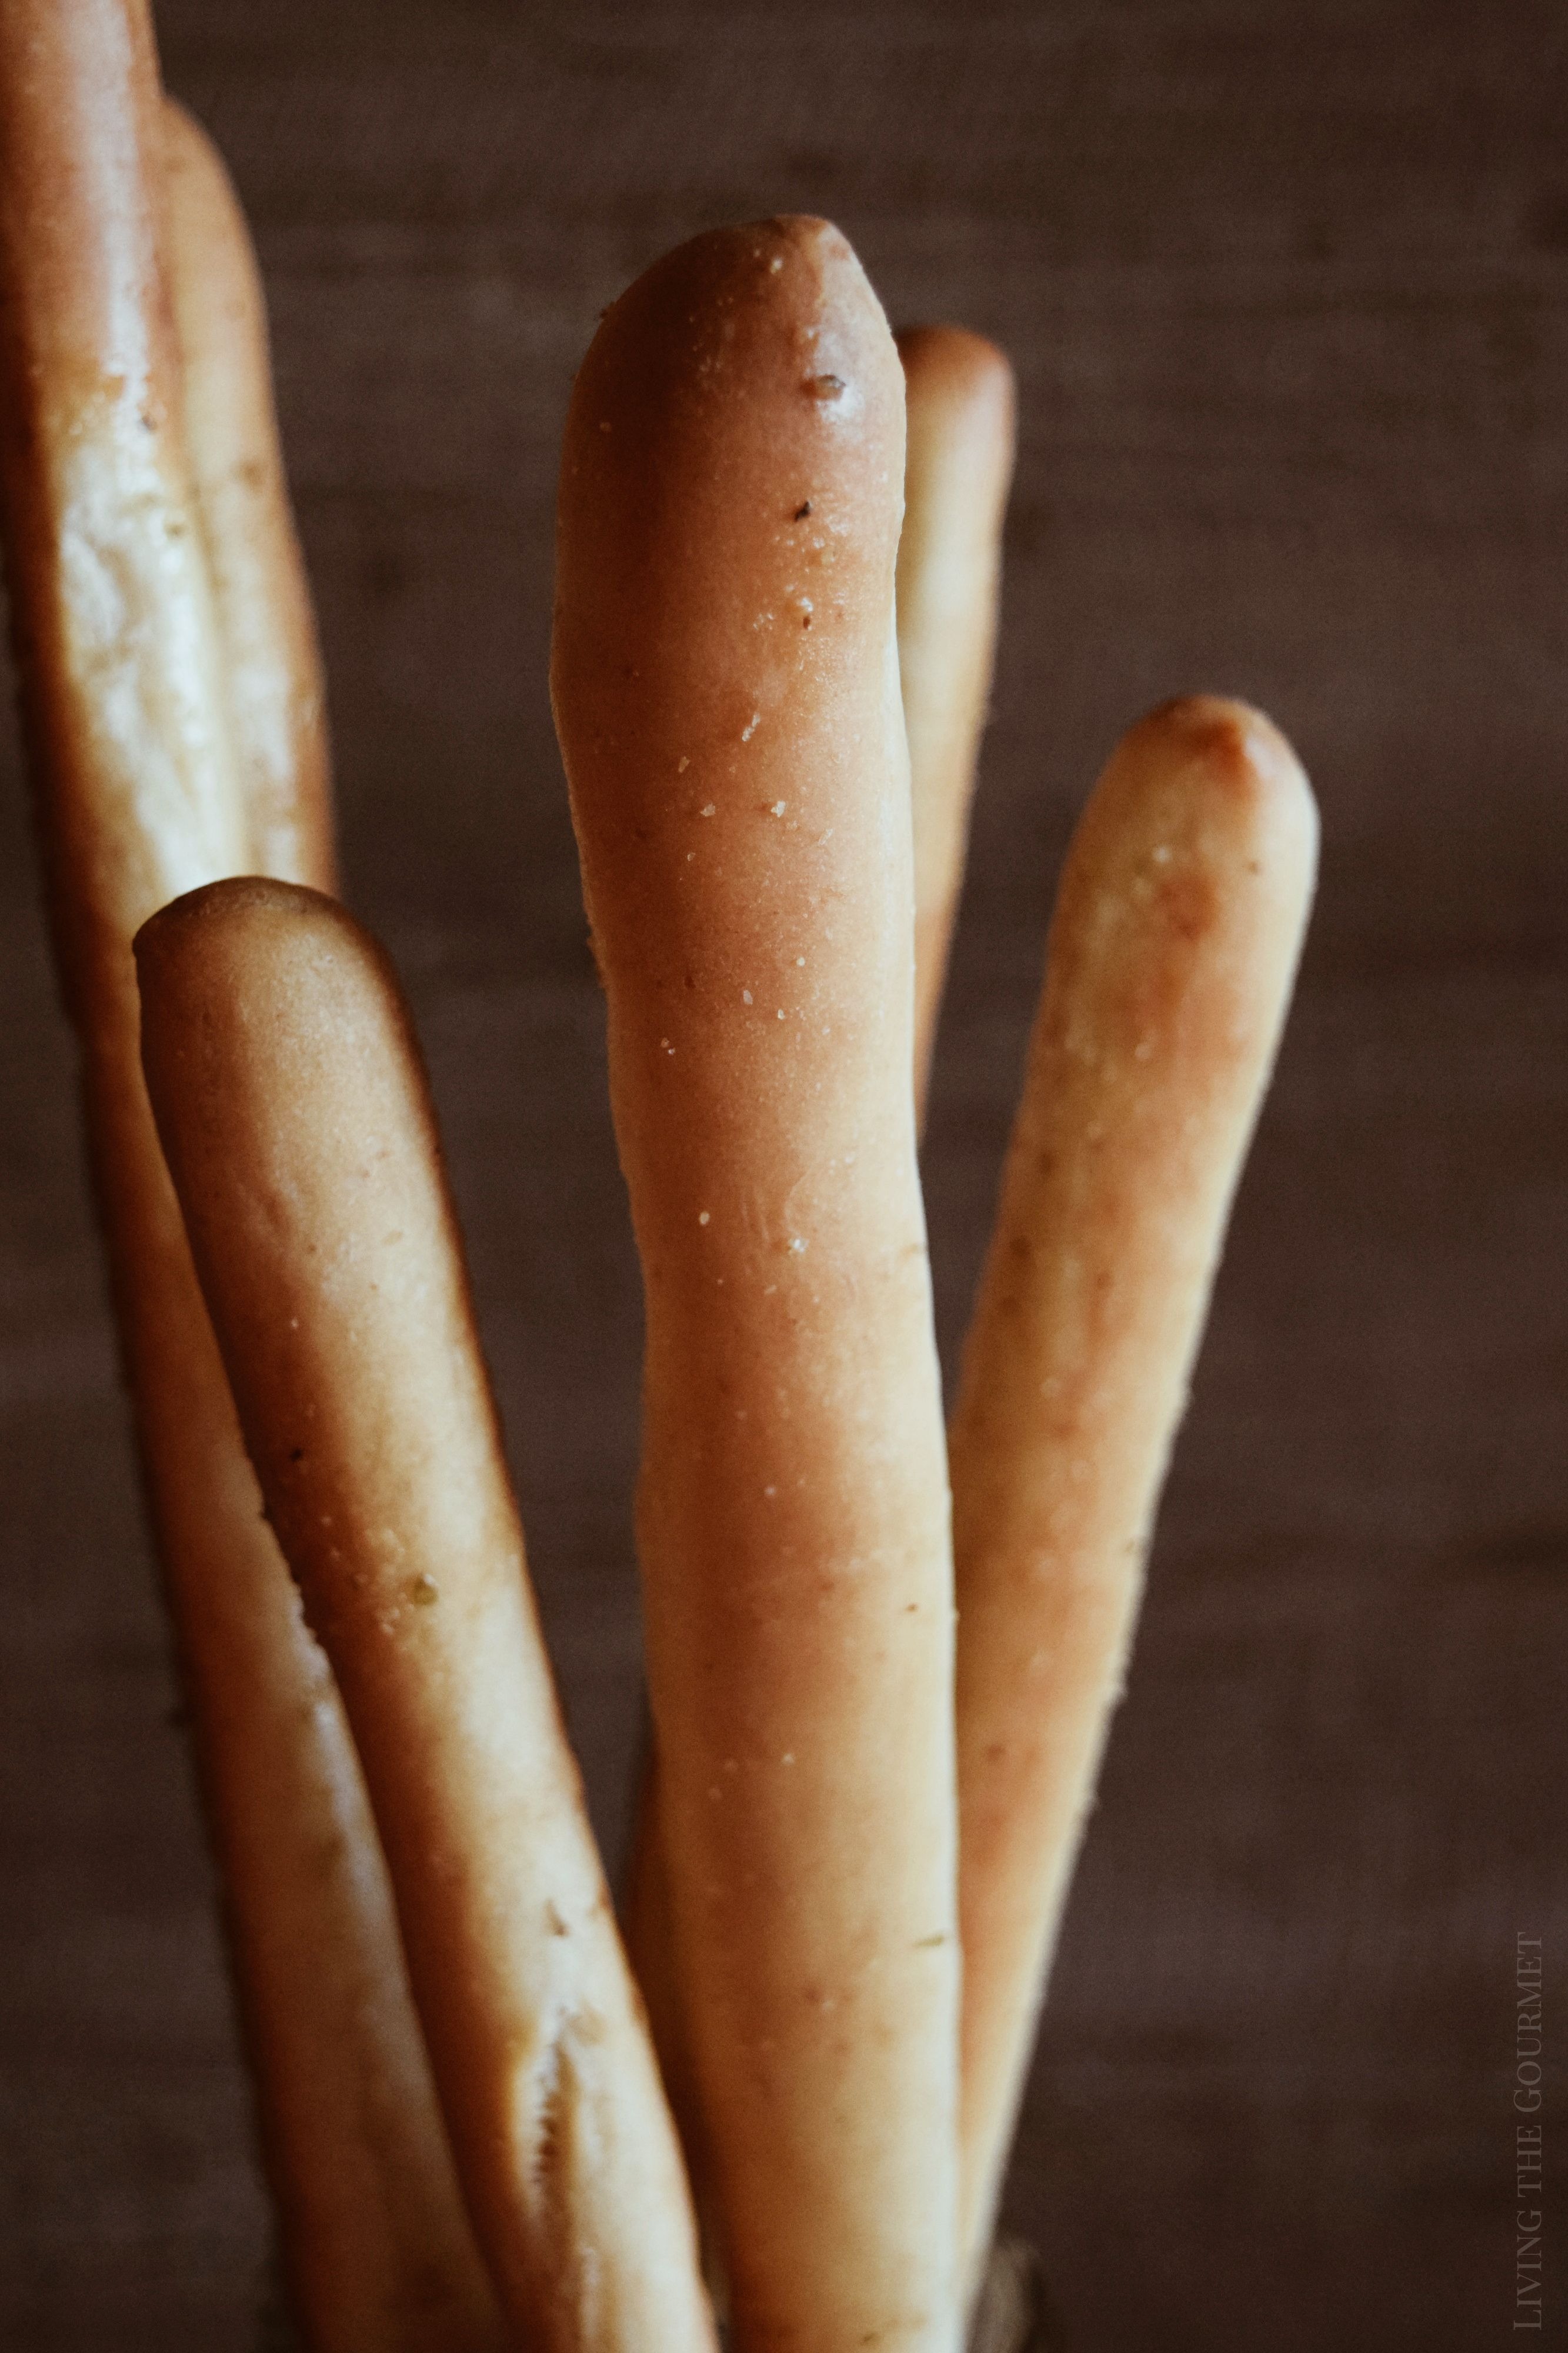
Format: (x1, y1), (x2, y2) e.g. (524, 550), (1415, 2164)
(1, 3), (1564, 2347)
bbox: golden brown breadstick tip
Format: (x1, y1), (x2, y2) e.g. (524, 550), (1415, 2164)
(0, 12), (502, 2343)
(136, 879), (718, 2353)
(553, 217), (960, 2353)
(950, 696), (1317, 2277)
(161, 98), (335, 891)
(895, 326), (1015, 1118)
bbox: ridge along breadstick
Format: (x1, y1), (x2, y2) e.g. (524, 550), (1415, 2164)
(136, 879), (720, 2353)
(553, 217), (960, 2353)
(160, 99), (335, 891)
(949, 696), (1317, 2281)
(0, 12), (503, 2347)
(895, 327), (1015, 1122)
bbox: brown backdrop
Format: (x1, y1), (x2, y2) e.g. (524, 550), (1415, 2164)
(1, 4), (1563, 2347)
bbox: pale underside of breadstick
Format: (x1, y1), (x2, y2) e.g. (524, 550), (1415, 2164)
(950, 696), (1317, 2279)
(895, 327), (1015, 1122)
(0, 13), (502, 2347)
(553, 216), (960, 2353)
(137, 879), (718, 2353)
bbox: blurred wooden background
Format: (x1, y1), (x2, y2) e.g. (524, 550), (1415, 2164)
(1, 2), (1564, 2345)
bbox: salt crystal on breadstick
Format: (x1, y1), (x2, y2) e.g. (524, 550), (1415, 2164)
(0, 13), (502, 2344)
(136, 879), (719, 2353)
(950, 696), (1317, 2278)
(895, 328), (1015, 1121)
(553, 217), (960, 2353)
(160, 99), (335, 892)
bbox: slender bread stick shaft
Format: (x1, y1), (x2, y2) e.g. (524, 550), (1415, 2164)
(161, 99), (336, 892)
(895, 328), (1015, 1121)
(553, 218), (960, 2353)
(951, 698), (1317, 2274)
(624, 325), (1013, 2202)
(137, 879), (719, 2353)
(159, 92), (506, 2351)
(0, 15), (502, 2345)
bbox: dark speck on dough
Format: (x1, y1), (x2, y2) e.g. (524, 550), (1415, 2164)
(794, 500), (812, 518)
(806, 374), (845, 400)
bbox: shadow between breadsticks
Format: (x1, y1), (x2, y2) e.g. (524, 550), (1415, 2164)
(0, 12), (502, 2344)
(951, 696), (1318, 2281)
(135, 879), (718, 2353)
(553, 218), (960, 2353)
(895, 327), (1015, 1122)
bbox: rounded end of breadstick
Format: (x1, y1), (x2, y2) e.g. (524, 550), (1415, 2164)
(135, 878), (391, 1089)
(893, 327), (1016, 1117)
(552, 214), (908, 1018)
(553, 215), (903, 714)
(568, 211), (898, 443)
(1051, 692), (1319, 1107)
(1119, 692), (1319, 880)
(893, 324), (1016, 579)
(161, 95), (226, 204)
(896, 323), (1016, 437)
(136, 871), (338, 967)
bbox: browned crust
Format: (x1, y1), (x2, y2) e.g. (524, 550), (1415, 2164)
(0, 13), (502, 2345)
(894, 326), (1015, 1119)
(949, 696), (1318, 2277)
(136, 878), (717, 2353)
(553, 218), (960, 2352)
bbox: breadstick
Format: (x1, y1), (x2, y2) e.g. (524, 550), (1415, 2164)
(622, 325), (1014, 2188)
(950, 696), (1317, 2278)
(160, 98), (335, 891)
(158, 88), (506, 2351)
(553, 218), (960, 2353)
(0, 12), (503, 2345)
(136, 878), (719, 2353)
(895, 328), (1015, 1119)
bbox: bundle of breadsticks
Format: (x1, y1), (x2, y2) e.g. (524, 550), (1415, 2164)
(0, 6), (1316, 2350)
